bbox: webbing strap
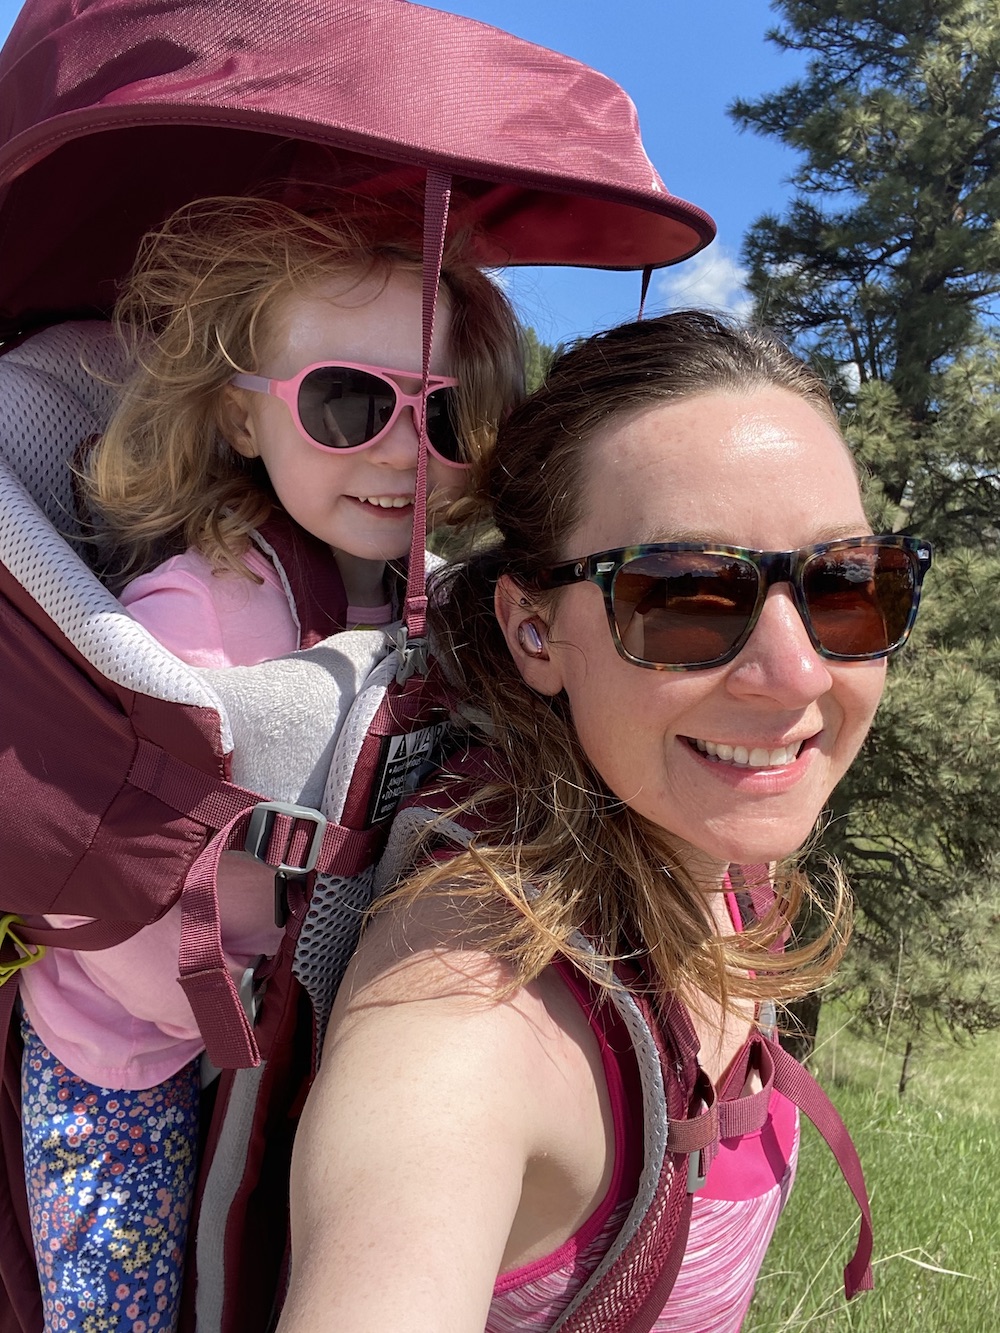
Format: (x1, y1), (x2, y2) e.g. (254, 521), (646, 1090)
(177, 803), (378, 1070)
(666, 1024), (872, 1300)
(11, 738), (378, 1069)
(402, 168), (452, 643)
(770, 1040), (874, 1298)
(666, 1037), (775, 1191)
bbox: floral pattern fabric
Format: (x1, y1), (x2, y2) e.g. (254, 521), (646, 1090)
(20, 1015), (199, 1333)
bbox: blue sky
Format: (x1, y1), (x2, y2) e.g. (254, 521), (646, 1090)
(0, 0), (807, 344)
(428, 0), (808, 343)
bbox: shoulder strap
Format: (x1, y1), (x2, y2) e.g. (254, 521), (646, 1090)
(551, 981), (696, 1333)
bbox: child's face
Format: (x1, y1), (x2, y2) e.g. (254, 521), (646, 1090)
(227, 267), (462, 602)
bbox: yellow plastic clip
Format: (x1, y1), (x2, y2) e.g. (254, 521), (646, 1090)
(0, 913), (46, 985)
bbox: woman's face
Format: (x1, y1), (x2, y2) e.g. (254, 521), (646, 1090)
(514, 388), (886, 874)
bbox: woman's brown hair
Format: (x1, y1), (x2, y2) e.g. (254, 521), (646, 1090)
(391, 311), (854, 1010)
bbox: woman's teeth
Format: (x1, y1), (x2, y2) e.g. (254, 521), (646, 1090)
(358, 496), (412, 508)
(692, 738), (802, 768)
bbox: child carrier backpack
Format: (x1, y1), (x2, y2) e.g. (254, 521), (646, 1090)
(0, 1), (731, 1330)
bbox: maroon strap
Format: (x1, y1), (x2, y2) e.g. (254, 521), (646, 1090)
(254, 512), (348, 649)
(668, 1043), (775, 1150)
(402, 168), (452, 646)
(728, 861), (773, 927)
(770, 1039), (873, 1298)
(12, 737), (379, 1069)
(175, 805), (379, 1069)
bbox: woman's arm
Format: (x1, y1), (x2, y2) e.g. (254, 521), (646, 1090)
(277, 900), (610, 1333)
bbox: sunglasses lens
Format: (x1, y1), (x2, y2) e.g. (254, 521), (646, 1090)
(296, 367), (394, 449)
(803, 544), (916, 657)
(295, 367), (464, 462)
(612, 552), (760, 666)
(424, 386), (463, 463)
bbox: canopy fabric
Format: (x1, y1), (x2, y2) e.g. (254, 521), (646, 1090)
(0, 0), (715, 335)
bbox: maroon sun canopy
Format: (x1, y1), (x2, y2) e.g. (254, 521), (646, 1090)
(0, 0), (715, 338)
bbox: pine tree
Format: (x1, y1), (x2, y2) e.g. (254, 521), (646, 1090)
(730, 0), (1000, 1062)
(522, 326), (563, 393)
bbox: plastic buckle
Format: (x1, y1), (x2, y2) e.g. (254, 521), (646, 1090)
(686, 1149), (708, 1193)
(394, 625), (429, 683)
(245, 801), (327, 876)
(0, 913), (46, 985)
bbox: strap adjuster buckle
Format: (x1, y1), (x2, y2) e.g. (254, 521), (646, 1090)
(245, 801), (327, 876)
(394, 625), (429, 683)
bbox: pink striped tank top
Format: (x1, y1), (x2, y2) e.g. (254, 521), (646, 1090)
(486, 929), (798, 1332)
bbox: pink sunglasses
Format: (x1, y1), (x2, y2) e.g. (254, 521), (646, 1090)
(230, 360), (467, 468)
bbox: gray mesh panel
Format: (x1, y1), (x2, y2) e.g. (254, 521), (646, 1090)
(0, 321), (123, 553)
(292, 868), (377, 1051)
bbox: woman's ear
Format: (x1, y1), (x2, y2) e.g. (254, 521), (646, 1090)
(219, 384), (259, 459)
(495, 574), (565, 696)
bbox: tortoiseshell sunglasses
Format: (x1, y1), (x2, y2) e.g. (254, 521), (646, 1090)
(533, 535), (932, 670)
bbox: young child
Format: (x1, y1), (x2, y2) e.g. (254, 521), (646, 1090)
(17, 195), (523, 1333)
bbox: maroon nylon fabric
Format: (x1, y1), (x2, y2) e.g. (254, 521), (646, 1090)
(255, 512), (349, 649)
(0, 567), (224, 926)
(0, 522), (365, 1328)
(0, 0), (715, 335)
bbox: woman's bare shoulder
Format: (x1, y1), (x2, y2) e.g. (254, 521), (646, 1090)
(334, 890), (522, 1012)
(279, 894), (601, 1331)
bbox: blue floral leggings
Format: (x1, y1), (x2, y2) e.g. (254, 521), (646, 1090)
(20, 1016), (200, 1333)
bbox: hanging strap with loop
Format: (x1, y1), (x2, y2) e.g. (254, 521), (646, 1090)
(397, 167), (452, 681)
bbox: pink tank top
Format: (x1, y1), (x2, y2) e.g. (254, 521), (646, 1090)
(487, 908), (798, 1333)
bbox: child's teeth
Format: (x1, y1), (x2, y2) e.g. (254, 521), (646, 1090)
(361, 496), (412, 508)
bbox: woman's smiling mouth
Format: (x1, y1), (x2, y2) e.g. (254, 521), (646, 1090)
(686, 737), (807, 768)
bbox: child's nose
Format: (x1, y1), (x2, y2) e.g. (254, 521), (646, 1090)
(368, 401), (423, 468)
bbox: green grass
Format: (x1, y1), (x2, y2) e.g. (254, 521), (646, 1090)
(745, 1012), (1000, 1331)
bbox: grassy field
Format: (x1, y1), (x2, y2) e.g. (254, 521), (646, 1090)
(745, 1010), (1000, 1331)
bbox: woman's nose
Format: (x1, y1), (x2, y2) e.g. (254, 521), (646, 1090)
(725, 584), (834, 706)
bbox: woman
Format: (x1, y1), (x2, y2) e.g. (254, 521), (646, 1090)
(277, 312), (931, 1332)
